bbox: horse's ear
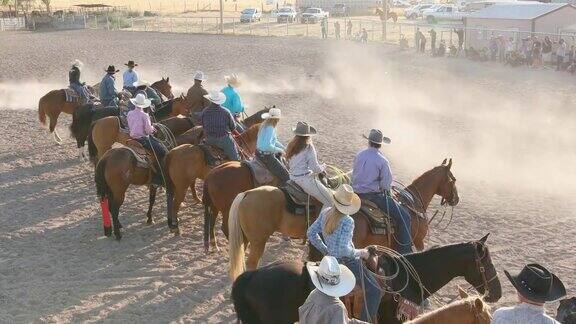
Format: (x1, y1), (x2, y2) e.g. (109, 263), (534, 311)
(180, 93), (185, 99)
(458, 286), (469, 299)
(162, 77), (166, 81)
(441, 158), (447, 165)
(474, 298), (484, 311)
(479, 233), (490, 244)
(166, 77), (170, 82)
(447, 158), (452, 170)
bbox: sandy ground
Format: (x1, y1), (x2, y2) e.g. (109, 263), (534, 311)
(0, 30), (575, 323)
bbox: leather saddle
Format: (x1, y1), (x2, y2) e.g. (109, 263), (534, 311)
(242, 158), (275, 187)
(199, 143), (229, 167)
(113, 140), (157, 173)
(357, 199), (395, 236)
(280, 180), (317, 216)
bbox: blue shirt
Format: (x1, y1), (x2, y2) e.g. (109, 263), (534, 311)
(100, 74), (118, 101)
(221, 85), (244, 114)
(256, 125), (284, 154)
(352, 148), (393, 194)
(123, 69), (139, 88)
(307, 207), (361, 259)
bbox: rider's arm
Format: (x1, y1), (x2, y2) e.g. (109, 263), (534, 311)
(308, 144), (325, 174)
(379, 159), (393, 192)
(334, 216), (363, 259)
(143, 114), (155, 135)
(257, 126), (284, 154)
(306, 209), (329, 255)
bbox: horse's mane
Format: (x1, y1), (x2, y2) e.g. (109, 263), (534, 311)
(409, 166), (443, 187)
(408, 296), (490, 322)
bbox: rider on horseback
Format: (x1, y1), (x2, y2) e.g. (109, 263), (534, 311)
(352, 129), (413, 255)
(256, 108), (289, 185)
(127, 93), (168, 186)
(186, 71), (210, 117)
(200, 91), (240, 161)
(100, 65), (120, 108)
(286, 122), (333, 208)
(68, 60), (91, 105)
(122, 60), (139, 95)
(221, 74), (246, 133)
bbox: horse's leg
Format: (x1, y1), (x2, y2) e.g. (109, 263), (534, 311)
(190, 178), (201, 204)
(245, 239), (267, 271)
(412, 216), (428, 251)
(49, 110), (63, 145)
(146, 185), (158, 225)
(221, 208), (231, 238)
(110, 198), (122, 240)
(171, 186), (187, 235)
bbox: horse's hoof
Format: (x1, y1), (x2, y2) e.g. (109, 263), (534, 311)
(146, 219), (155, 225)
(104, 227), (112, 237)
(170, 228), (180, 236)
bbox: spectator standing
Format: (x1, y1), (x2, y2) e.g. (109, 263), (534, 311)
(498, 36), (506, 63)
(453, 28), (464, 51)
(542, 36), (553, 64)
(361, 28), (368, 43)
(334, 21), (341, 39)
(346, 20), (352, 39)
(321, 18), (328, 39)
(428, 29), (437, 55)
(505, 37), (515, 62)
(556, 39), (567, 71)
(532, 37), (542, 68)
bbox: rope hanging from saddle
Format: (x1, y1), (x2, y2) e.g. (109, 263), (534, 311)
(153, 123), (178, 150)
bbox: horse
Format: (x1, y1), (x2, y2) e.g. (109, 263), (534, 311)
(164, 124), (261, 238)
(231, 234), (501, 324)
(228, 159), (459, 280)
(558, 297), (576, 324)
(70, 95), (188, 160)
(38, 78), (173, 144)
(376, 8), (398, 23)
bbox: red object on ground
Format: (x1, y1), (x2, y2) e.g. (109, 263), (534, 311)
(101, 197), (111, 229)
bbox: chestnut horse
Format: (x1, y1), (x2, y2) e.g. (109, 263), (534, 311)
(230, 235), (501, 324)
(38, 78), (174, 144)
(228, 159), (459, 280)
(164, 124), (261, 237)
(407, 288), (491, 324)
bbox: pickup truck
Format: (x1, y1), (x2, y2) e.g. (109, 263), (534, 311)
(300, 7), (329, 24)
(422, 5), (467, 23)
(276, 7), (297, 23)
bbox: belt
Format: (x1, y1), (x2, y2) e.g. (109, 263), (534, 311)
(290, 171), (313, 178)
(257, 150), (273, 156)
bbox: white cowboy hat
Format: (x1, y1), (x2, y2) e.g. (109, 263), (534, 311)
(224, 74), (241, 87)
(332, 184), (361, 215)
(194, 71), (206, 81)
(293, 121), (317, 136)
(204, 91), (227, 105)
(363, 129), (391, 145)
(306, 256), (356, 297)
(133, 80), (149, 88)
(71, 59), (83, 69)
(261, 108), (282, 120)
(130, 93), (152, 109)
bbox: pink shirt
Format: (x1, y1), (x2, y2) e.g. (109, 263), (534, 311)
(127, 107), (155, 139)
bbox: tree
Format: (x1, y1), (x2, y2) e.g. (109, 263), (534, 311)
(40, 0), (50, 13)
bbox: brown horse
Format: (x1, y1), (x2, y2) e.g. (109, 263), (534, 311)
(164, 124), (261, 238)
(376, 8), (398, 23)
(228, 159), (459, 280)
(408, 289), (491, 324)
(150, 78), (175, 100)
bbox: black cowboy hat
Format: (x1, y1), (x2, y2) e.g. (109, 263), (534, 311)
(105, 65), (119, 74)
(125, 60), (138, 67)
(505, 263), (566, 303)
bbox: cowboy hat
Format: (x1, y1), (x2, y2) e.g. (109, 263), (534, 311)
(363, 129), (391, 145)
(293, 121), (317, 136)
(332, 184), (361, 215)
(125, 60), (138, 67)
(71, 59), (83, 69)
(306, 256), (356, 297)
(505, 264), (566, 303)
(204, 91), (227, 105)
(194, 71), (206, 81)
(261, 108), (281, 120)
(225, 74), (241, 87)
(105, 65), (120, 74)
(130, 93), (152, 109)
(133, 80), (149, 88)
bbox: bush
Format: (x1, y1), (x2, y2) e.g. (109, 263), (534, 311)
(125, 10), (141, 18)
(143, 11), (157, 17)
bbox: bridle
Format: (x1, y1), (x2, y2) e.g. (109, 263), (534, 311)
(440, 170), (458, 206)
(472, 243), (498, 295)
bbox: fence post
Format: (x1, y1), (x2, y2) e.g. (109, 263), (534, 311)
(233, 18), (236, 34)
(106, 14), (110, 30)
(372, 21), (375, 41)
(157, 16), (160, 32)
(84, 14), (87, 29)
(186, 17), (189, 33)
(201, 17), (204, 33)
(306, 22), (309, 37)
(170, 18), (173, 32)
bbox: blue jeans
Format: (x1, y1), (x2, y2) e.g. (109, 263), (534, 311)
(340, 257), (382, 322)
(136, 136), (168, 185)
(101, 97), (119, 108)
(205, 134), (239, 161)
(358, 192), (413, 255)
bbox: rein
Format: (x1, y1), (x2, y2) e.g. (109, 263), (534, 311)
(471, 243), (498, 293)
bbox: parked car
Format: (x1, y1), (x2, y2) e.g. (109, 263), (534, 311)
(331, 4), (349, 17)
(276, 7), (297, 22)
(300, 7), (329, 24)
(240, 8), (262, 23)
(422, 5), (467, 23)
(392, 0), (412, 8)
(404, 3), (434, 19)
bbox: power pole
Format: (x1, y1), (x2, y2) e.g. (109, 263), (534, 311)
(382, 0), (388, 41)
(219, 0), (224, 33)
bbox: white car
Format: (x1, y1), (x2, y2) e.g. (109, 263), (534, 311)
(300, 7), (329, 24)
(404, 3), (434, 19)
(240, 8), (262, 23)
(276, 7), (297, 22)
(422, 5), (467, 23)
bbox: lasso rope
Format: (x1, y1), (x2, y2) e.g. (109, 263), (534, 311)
(154, 123), (178, 150)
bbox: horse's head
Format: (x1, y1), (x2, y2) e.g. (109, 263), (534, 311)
(152, 77), (174, 99)
(462, 234), (502, 303)
(457, 288), (493, 324)
(437, 158), (459, 207)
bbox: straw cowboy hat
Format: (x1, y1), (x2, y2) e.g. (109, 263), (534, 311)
(130, 93), (152, 109)
(306, 256), (356, 298)
(293, 121), (317, 136)
(225, 74), (241, 87)
(105, 65), (120, 74)
(332, 184), (361, 215)
(261, 108), (282, 120)
(204, 91), (227, 105)
(363, 129), (391, 145)
(125, 60), (138, 67)
(194, 71), (206, 81)
(133, 80), (149, 88)
(505, 264), (566, 303)
(71, 59), (83, 69)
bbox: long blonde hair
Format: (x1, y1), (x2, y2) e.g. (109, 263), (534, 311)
(323, 207), (345, 235)
(263, 118), (279, 128)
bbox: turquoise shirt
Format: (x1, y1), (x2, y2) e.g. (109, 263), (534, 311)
(256, 125), (285, 154)
(221, 85), (244, 114)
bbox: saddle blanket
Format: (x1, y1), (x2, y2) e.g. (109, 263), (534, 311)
(111, 142), (149, 169)
(243, 158), (274, 186)
(64, 88), (80, 103)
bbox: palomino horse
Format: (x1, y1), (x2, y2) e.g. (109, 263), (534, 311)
(164, 124), (261, 238)
(228, 159), (459, 280)
(38, 78), (174, 144)
(230, 235), (501, 323)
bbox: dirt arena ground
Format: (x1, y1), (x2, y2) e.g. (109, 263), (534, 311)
(1, 30), (575, 322)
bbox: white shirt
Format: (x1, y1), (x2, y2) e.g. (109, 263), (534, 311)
(288, 144), (324, 178)
(492, 303), (560, 324)
(557, 43), (567, 57)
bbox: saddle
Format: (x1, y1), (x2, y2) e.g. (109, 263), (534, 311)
(280, 180), (317, 216)
(65, 88), (80, 103)
(112, 141), (157, 173)
(199, 143), (228, 167)
(242, 158), (275, 187)
(358, 199), (395, 236)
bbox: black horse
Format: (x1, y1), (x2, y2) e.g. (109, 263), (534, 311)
(231, 234), (501, 324)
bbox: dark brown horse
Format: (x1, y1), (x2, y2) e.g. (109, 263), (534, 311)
(231, 235), (501, 324)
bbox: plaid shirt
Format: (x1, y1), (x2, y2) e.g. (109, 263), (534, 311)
(307, 207), (361, 259)
(200, 103), (236, 138)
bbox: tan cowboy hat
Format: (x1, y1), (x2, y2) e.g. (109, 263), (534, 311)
(225, 74), (241, 87)
(125, 60), (138, 67)
(306, 256), (356, 297)
(133, 80), (149, 88)
(261, 108), (282, 120)
(204, 90), (227, 105)
(293, 121), (317, 136)
(332, 184), (361, 215)
(363, 129), (391, 145)
(71, 59), (83, 69)
(130, 93), (151, 109)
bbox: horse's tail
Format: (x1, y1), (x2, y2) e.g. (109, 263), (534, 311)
(95, 157), (110, 203)
(229, 192), (247, 281)
(202, 180), (214, 251)
(38, 93), (49, 126)
(70, 104), (93, 144)
(87, 124), (98, 166)
(231, 270), (262, 324)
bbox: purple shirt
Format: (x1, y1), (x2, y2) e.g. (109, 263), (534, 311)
(200, 103), (236, 138)
(352, 148), (393, 194)
(127, 107), (155, 139)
